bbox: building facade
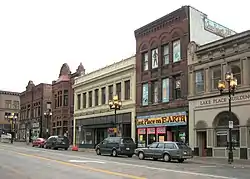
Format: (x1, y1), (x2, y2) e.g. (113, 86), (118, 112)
(187, 30), (250, 159)
(51, 63), (85, 144)
(0, 90), (20, 136)
(19, 81), (52, 141)
(73, 56), (136, 148)
(134, 6), (233, 147)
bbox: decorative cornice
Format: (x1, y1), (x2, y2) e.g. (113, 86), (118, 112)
(0, 90), (21, 96)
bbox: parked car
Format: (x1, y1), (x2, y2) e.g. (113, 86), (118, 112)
(32, 138), (46, 148)
(134, 141), (193, 163)
(95, 137), (136, 157)
(44, 136), (69, 150)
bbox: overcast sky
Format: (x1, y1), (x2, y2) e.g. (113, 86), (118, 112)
(0, 0), (248, 92)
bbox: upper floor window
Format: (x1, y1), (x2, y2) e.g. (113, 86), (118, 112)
(82, 93), (86, 108)
(58, 91), (62, 107)
(142, 83), (149, 106)
(89, 91), (92, 107)
(125, 80), (130, 100)
(162, 78), (170, 103)
(116, 83), (121, 100)
(173, 39), (181, 63)
(212, 66), (221, 90)
(54, 94), (57, 108)
(162, 44), (169, 65)
(195, 70), (204, 93)
(63, 90), (68, 106)
(101, 87), (106, 104)
(151, 48), (158, 69)
(13, 101), (19, 109)
(151, 81), (158, 104)
(142, 52), (149, 71)
(173, 77), (181, 99)
(108, 85), (113, 100)
(230, 64), (241, 85)
(5, 100), (11, 109)
(95, 89), (99, 106)
(77, 94), (81, 110)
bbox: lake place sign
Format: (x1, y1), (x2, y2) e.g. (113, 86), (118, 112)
(199, 93), (250, 106)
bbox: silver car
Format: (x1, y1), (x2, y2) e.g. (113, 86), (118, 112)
(134, 141), (193, 163)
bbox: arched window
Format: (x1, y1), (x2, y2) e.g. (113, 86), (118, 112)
(214, 111), (240, 147)
(231, 65), (241, 85)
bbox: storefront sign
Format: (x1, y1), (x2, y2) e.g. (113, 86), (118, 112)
(138, 128), (146, 134)
(147, 128), (155, 134)
(198, 93), (250, 107)
(136, 111), (187, 128)
(156, 127), (166, 134)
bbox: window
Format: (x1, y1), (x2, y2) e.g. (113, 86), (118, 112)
(231, 64), (241, 85)
(211, 66), (221, 90)
(157, 143), (164, 148)
(116, 83), (121, 100)
(142, 52), (149, 71)
(149, 142), (158, 148)
(101, 87), (106, 104)
(82, 93), (86, 108)
(95, 89), (99, 106)
(63, 90), (68, 106)
(5, 100), (11, 109)
(165, 143), (176, 149)
(173, 39), (181, 62)
(54, 94), (57, 108)
(195, 70), (204, 93)
(58, 91), (62, 107)
(142, 83), (149, 106)
(88, 91), (92, 107)
(151, 48), (158, 69)
(162, 78), (170, 103)
(13, 101), (19, 109)
(162, 44), (169, 65)
(173, 77), (181, 99)
(108, 85), (113, 100)
(77, 94), (81, 109)
(124, 80), (130, 100)
(151, 81), (158, 104)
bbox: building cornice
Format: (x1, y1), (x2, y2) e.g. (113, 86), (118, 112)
(0, 90), (20, 96)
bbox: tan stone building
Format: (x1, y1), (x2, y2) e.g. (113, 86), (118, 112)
(73, 56), (136, 148)
(187, 30), (250, 159)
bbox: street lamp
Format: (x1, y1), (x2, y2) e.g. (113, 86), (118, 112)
(44, 109), (52, 139)
(218, 71), (237, 164)
(108, 95), (122, 137)
(4, 112), (18, 144)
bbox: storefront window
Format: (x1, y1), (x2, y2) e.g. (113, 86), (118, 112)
(216, 130), (239, 147)
(137, 128), (146, 148)
(147, 128), (156, 145)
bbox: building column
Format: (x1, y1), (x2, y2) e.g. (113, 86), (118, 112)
(86, 92), (89, 108)
(92, 90), (94, 107)
(205, 68), (210, 93)
(131, 109), (136, 141)
(240, 126), (248, 159)
(188, 72), (194, 96)
(105, 85), (109, 103)
(98, 88), (101, 105)
(113, 83), (116, 97)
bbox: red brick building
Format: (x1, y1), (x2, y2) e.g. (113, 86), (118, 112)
(19, 81), (52, 141)
(51, 63), (85, 143)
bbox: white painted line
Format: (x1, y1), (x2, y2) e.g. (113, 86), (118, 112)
(68, 159), (105, 164)
(200, 165), (217, 168)
(0, 144), (238, 179)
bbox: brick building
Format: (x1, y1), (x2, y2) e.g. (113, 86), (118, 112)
(51, 63), (85, 144)
(19, 81), (52, 141)
(134, 6), (235, 146)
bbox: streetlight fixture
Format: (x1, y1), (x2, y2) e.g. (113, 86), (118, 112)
(217, 71), (237, 164)
(108, 95), (122, 137)
(44, 109), (52, 139)
(4, 112), (18, 144)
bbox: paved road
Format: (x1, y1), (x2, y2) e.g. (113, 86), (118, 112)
(0, 143), (248, 179)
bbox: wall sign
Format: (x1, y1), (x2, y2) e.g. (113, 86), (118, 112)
(198, 93), (250, 107)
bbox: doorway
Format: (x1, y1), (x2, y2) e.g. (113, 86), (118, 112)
(197, 131), (207, 157)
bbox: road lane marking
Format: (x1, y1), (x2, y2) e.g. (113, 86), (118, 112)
(14, 151), (146, 179)
(68, 159), (106, 164)
(0, 145), (238, 179)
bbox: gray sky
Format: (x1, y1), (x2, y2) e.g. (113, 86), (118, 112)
(0, 0), (248, 92)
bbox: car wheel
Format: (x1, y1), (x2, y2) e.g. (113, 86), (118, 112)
(112, 149), (117, 157)
(96, 148), (101, 155)
(163, 154), (171, 162)
(127, 154), (133, 158)
(138, 152), (145, 160)
(178, 159), (184, 163)
(64, 148), (68, 150)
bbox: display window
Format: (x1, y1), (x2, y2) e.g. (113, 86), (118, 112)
(156, 127), (166, 142)
(147, 128), (156, 145)
(137, 128), (146, 147)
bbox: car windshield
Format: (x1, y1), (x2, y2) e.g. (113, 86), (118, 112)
(121, 138), (134, 143)
(176, 142), (189, 149)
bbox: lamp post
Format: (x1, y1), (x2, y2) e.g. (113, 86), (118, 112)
(218, 71), (237, 164)
(44, 109), (52, 139)
(4, 112), (18, 144)
(108, 95), (122, 137)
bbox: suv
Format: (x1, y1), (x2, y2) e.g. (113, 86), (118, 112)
(44, 136), (69, 150)
(95, 137), (136, 157)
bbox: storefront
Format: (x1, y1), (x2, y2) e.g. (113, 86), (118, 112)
(136, 111), (188, 147)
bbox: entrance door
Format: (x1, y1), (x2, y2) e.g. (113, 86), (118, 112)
(197, 131), (207, 157)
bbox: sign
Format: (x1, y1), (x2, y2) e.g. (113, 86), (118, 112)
(136, 111), (187, 128)
(147, 128), (155, 134)
(138, 128), (146, 134)
(204, 18), (236, 38)
(156, 127), (166, 134)
(229, 121), (233, 129)
(198, 93), (250, 107)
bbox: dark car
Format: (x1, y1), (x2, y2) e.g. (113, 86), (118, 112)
(44, 136), (69, 150)
(95, 137), (136, 157)
(134, 141), (193, 163)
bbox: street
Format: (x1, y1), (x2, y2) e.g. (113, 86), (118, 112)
(0, 143), (248, 179)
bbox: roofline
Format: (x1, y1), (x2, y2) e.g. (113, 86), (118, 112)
(0, 90), (21, 96)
